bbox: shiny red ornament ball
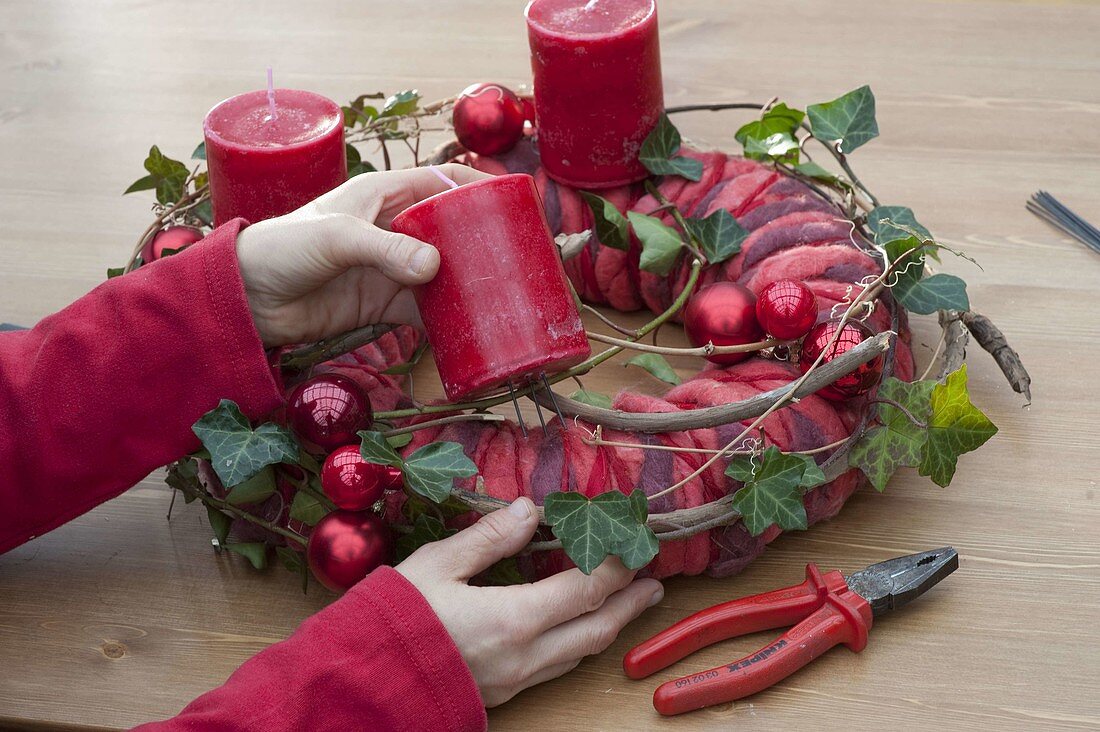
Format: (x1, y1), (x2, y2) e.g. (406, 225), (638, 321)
(682, 282), (765, 365)
(798, 320), (884, 401)
(453, 83), (526, 156)
(142, 225), (204, 263)
(287, 374), (373, 453)
(307, 511), (392, 593)
(321, 445), (387, 511)
(755, 279), (819, 340)
(381, 464), (403, 491)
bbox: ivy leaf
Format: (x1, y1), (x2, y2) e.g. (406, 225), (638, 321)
(849, 378), (935, 491)
(192, 199), (213, 227)
(141, 145), (190, 205)
(627, 211), (682, 276)
(107, 266), (126, 279)
(807, 85), (879, 154)
(381, 90), (420, 117)
(639, 114), (703, 181)
(868, 206), (931, 247)
(358, 430), (404, 468)
(726, 446), (812, 536)
(226, 465), (277, 506)
(615, 523), (660, 570)
(735, 102), (805, 161)
(893, 273), (970, 315)
(481, 557), (527, 586)
(225, 542), (268, 570)
(544, 490), (649, 574)
(395, 514), (455, 562)
(580, 192), (630, 250)
(192, 400), (299, 488)
(289, 489), (329, 526)
(743, 132), (801, 164)
(570, 390), (613, 409)
(123, 175), (157, 195)
(795, 454), (827, 489)
(275, 545), (304, 573)
(387, 432), (413, 449)
(403, 442), (478, 504)
(919, 366), (998, 487)
(683, 208), (747, 264)
(205, 505), (232, 545)
(625, 353), (681, 385)
(792, 161), (839, 184)
(345, 143), (377, 178)
(191, 142), (206, 160)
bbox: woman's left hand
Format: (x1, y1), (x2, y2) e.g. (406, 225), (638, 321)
(235, 163), (489, 347)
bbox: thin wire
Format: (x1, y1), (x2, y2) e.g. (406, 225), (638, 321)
(507, 382), (528, 438)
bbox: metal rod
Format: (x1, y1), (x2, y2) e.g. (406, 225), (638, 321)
(508, 382), (528, 438)
(532, 383), (549, 436)
(541, 372), (566, 425)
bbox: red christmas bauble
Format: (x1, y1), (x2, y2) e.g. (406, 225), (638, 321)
(287, 374), (373, 453)
(798, 320), (883, 401)
(307, 511), (392, 593)
(321, 445), (387, 511)
(755, 279), (819, 340)
(682, 282), (765, 365)
(453, 83), (526, 156)
(381, 465), (403, 491)
(142, 225), (204, 263)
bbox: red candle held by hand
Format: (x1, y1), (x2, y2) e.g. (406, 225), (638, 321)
(391, 173), (591, 401)
(526, 0), (663, 188)
(203, 88), (346, 226)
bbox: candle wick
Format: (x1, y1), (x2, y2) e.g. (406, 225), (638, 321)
(266, 66), (278, 121)
(428, 165), (460, 189)
(583, 0), (599, 10)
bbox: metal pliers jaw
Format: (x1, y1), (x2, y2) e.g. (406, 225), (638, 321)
(624, 548), (959, 716)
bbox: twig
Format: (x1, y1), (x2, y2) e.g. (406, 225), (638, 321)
(380, 412), (506, 438)
(280, 324), (399, 372)
(586, 330), (779, 357)
(582, 435), (849, 457)
(867, 397), (927, 428)
(582, 304), (638, 338)
(960, 310), (1032, 403)
(125, 185), (209, 272)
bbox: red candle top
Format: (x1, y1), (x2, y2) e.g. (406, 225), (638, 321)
(526, 0), (654, 37)
(204, 89), (342, 150)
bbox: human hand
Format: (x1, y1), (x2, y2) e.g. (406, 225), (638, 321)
(235, 164), (490, 347)
(396, 498), (663, 707)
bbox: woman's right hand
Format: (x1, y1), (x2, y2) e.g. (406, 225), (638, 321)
(396, 497), (663, 707)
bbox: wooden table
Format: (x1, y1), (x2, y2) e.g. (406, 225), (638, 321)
(1, 0), (1098, 729)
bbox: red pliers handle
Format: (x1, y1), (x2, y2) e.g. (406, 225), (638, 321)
(624, 564), (873, 716)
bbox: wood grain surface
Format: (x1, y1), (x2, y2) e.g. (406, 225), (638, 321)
(1, 0), (1098, 729)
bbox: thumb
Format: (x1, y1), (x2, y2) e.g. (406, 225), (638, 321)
(321, 214), (440, 285)
(440, 498), (538, 580)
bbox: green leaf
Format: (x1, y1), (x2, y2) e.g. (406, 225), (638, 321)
(625, 353), (681, 385)
(402, 442), (478, 504)
(192, 199), (213, 227)
(381, 90), (420, 117)
(627, 211), (682, 276)
(191, 142), (206, 160)
(615, 523), (660, 570)
(849, 378), (935, 491)
(795, 454), (827, 489)
(544, 490), (648, 574)
(106, 266), (126, 279)
(144, 145), (189, 179)
(570, 390), (613, 409)
(289, 489), (329, 526)
(275, 545), (304, 573)
(481, 556), (527, 586)
(726, 446), (813, 536)
(683, 209), (747, 264)
(580, 192), (630, 250)
(807, 85), (880, 154)
(155, 177), (185, 206)
(124, 175), (157, 195)
(205, 505), (232, 544)
(639, 114), (703, 181)
(225, 542), (268, 570)
(192, 400), (299, 488)
(358, 430), (404, 468)
(395, 514), (455, 562)
(387, 432), (413, 449)
(792, 161), (839, 184)
(735, 103), (804, 164)
(868, 206), (931, 247)
(226, 465), (277, 506)
(893, 273), (970, 315)
(919, 366), (997, 487)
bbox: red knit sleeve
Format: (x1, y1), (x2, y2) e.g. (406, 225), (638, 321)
(134, 567), (487, 732)
(0, 220), (282, 554)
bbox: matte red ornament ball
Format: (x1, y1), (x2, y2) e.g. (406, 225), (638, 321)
(286, 374), (373, 453)
(321, 445), (387, 511)
(756, 279), (819, 340)
(452, 83), (526, 156)
(682, 282), (765, 365)
(307, 511), (392, 593)
(142, 225), (204, 263)
(798, 320), (884, 401)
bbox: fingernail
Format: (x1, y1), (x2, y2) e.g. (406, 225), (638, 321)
(646, 582), (664, 607)
(507, 497), (532, 520)
(410, 246), (432, 275)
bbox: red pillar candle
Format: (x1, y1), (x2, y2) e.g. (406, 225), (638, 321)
(391, 174), (591, 402)
(525, 0), (663, 189)
(203, 89), (346, 226)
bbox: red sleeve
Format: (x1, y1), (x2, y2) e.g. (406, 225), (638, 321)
(0, 220), (281, 554)
(0, 222), (487, 731)
(134, 567), (487, 732)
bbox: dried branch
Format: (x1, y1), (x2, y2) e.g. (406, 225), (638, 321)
(280, 324), (399, 373)
(960, 310), (1032, 403)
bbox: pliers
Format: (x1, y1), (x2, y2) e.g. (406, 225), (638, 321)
(624, 547), (959, 716)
